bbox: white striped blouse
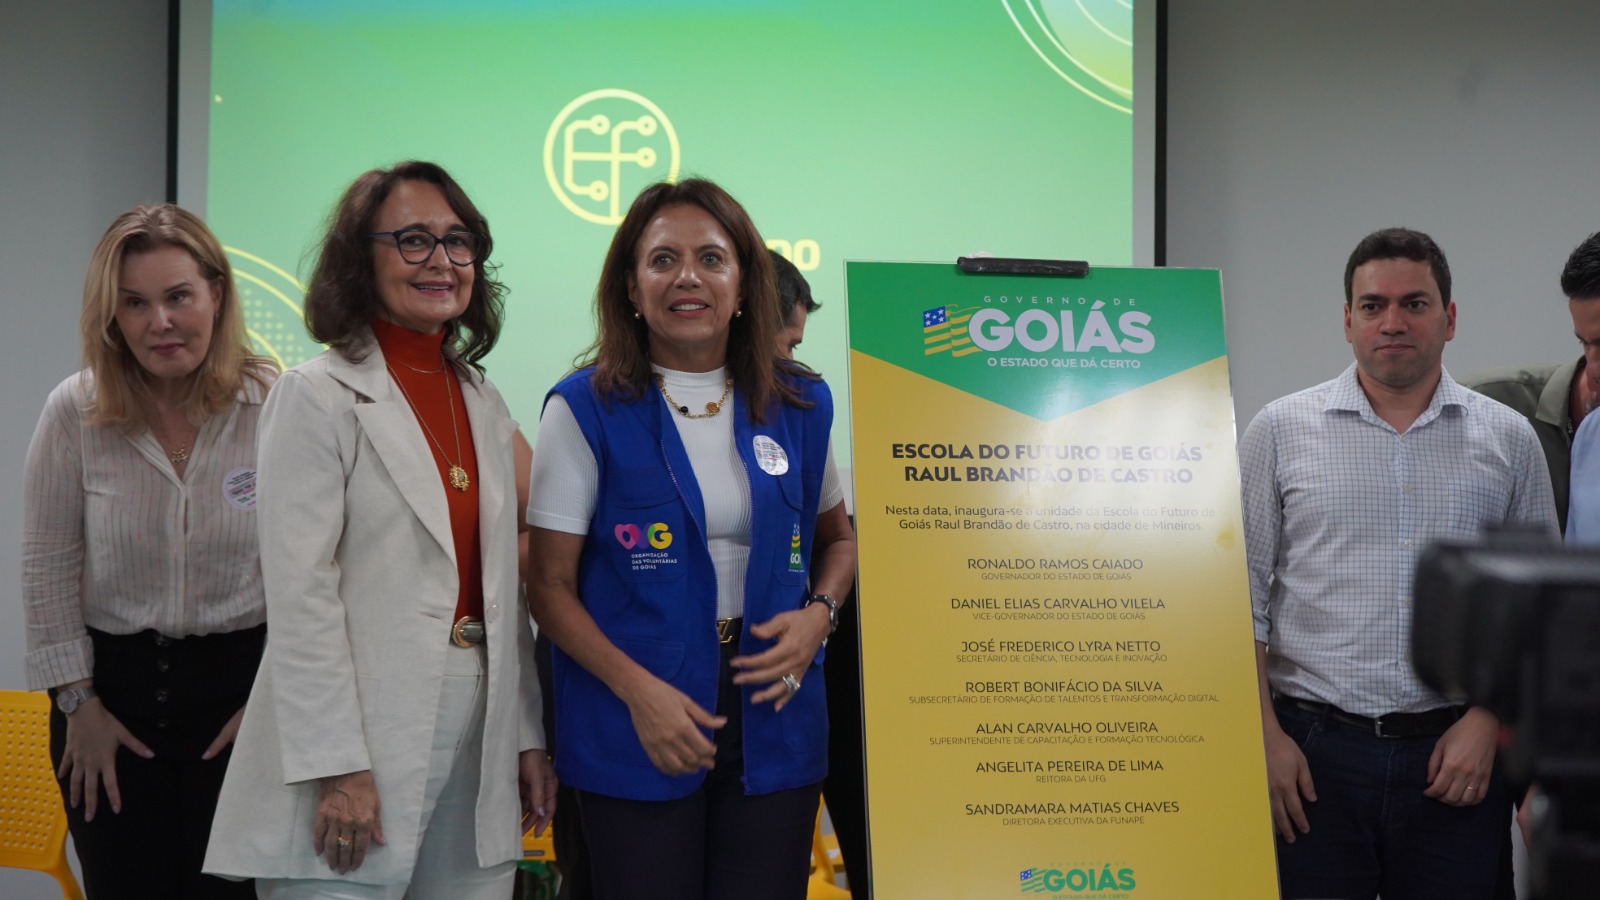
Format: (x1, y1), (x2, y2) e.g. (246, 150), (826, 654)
(22, 369), (272, 690)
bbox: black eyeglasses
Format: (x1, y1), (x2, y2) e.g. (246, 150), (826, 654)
(368, 228), (484, 266)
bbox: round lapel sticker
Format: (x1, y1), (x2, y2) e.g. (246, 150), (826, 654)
(223, 467), (257, 510)
(752, 436), (789, 475)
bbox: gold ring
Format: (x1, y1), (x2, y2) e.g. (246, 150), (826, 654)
(337, 837), (353, 848)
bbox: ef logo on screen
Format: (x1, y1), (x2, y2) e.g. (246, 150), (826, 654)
(543, 89), (681, 225)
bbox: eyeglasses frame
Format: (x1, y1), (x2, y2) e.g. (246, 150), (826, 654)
(368, 228), (486, 267)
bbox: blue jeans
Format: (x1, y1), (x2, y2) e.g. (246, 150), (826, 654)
(1272, 698), (1509, 900)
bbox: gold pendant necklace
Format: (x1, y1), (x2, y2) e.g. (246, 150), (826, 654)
(387, 363), (470, 491)
(390, 355), (447, 375)
(656, 374), (732, 418)
(169, 447), (188, 464)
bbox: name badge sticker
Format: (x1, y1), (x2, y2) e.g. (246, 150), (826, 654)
(752, 435), (789, 475)
(223, 466), (257, 510)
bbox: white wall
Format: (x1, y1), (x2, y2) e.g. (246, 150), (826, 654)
(0, 1), (168, 896)
(4, 3), (1597, 897)
(1167, 0), (1600, 428)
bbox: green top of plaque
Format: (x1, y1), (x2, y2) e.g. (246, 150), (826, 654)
(845, 261), (1227, 421)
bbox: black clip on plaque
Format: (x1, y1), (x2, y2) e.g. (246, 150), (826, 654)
(956, 256), (1090, 277)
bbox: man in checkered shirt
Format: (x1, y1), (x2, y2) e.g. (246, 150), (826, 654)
(1239, 228), (1557, 900)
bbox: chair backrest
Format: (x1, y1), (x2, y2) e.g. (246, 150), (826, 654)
(0, 690), (83, 899)
(808, 796), (851, 898)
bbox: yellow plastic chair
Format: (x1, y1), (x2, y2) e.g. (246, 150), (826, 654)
(0, 690), (83, 899)
(807, 797), (851, 899)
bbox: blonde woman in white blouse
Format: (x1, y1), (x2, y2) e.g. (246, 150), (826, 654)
(22, 204), (277, 899)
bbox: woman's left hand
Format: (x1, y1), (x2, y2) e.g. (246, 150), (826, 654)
(519, 749), (557, 837)
(731, 603), (831, 711)
(201, 706), (246, 761)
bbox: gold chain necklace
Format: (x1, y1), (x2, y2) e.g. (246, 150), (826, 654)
(387, 364), (470, 491)
(389, 355), (448, 375)
(655, 374), (732, 418)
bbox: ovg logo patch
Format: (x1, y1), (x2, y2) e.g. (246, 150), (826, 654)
(614, 522), (672, 550)
(544, 89), (681, 225)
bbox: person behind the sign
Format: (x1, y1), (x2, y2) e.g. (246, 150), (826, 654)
(768, 246), (872, 894)
(204, 160), (553, 899)
(1240, 227), (1557, 900)
(526, 178), (857, 900)
(22, 203), (276, 899)
(771, 249), (820, 362)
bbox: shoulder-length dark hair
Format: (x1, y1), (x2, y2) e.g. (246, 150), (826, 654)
(304, 160), (505, 373)
(80, 203), (276, 429)
(581, 177), (811, 421)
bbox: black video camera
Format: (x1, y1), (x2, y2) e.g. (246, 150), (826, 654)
(1412, 532), (1600, 900)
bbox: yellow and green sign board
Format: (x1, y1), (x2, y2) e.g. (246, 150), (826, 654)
(847, 261), (1277, 900)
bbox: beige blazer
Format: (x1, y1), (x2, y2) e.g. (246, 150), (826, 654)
(205, 337), (543, 884)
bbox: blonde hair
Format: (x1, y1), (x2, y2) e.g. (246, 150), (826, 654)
(79, 204), (275, 429)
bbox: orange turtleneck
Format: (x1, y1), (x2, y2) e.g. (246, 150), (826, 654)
(371, 318), (483, 624)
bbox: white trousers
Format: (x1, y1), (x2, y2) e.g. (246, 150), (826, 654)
(256, 645), (515, 900)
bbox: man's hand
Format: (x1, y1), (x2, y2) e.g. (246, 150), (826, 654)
(1264, 725), (1316, 841)
(1423, 707), (1497, 806)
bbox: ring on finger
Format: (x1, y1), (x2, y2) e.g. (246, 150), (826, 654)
(336, 836), (353, 849)
(781, 673), (801, 694)
(1464, 785), (1477, 793)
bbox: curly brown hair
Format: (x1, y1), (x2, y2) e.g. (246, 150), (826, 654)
(304, 161), (505, 373)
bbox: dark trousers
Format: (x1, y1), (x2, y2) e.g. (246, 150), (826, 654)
(49, 625), (264, 900)
(823, 593), (869, 896)
(1272, 697), (1510, 900)
(536, 631), (594, 900)
(577, 639), (822, 900)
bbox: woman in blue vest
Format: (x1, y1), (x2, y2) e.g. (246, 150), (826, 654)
(525, 178), (856, 900)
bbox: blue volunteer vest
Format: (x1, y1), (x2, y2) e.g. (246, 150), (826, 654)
(548, 367), (832, 800)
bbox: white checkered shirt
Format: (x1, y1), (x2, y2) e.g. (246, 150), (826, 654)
(1240, 364), (1558, 717)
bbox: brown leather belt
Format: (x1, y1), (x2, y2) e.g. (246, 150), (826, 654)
(451, 617), (486, 647)
(1279, 696), (1463, 739)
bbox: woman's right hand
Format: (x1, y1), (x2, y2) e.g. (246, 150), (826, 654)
(314, 770), (386, 873)
(622, 674), (726, 776)
(57, 696), (154, 822)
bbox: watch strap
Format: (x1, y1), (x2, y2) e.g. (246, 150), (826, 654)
(804, 593), (840, 634)
(56, 685), (97, 715)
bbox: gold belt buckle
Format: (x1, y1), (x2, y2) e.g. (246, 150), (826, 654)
(716, 618), (738, 645)
(451, 616), (485, 647)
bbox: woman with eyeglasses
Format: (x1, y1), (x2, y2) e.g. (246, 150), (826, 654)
(22, 203), (276, 899)
(205, 161), (553, 899)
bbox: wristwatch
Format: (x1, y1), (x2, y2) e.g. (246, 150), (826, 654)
(56, 685), (97, 715)
(803, 593), (839, 634)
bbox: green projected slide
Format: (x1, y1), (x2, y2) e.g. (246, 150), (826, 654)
(204, 0), (1138, 457)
